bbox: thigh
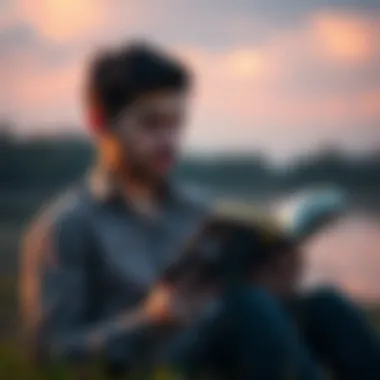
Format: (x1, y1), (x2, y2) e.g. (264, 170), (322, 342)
(160, 300), (229, 378)
(162, 287), (323, 380)
(292, 287), (380, 380)
(225, 286), (322, 380)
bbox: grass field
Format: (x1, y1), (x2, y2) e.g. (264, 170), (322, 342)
(1, 270), (380, 379)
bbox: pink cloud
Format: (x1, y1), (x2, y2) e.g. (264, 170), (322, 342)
(2, 4), (380, 155)
(177, 11), (380, 154)
(311, 11), (378, 64)
(18, 0), (107, 44)
(3, 0), (164, 46)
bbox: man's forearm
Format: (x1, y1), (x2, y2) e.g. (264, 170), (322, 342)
(46, 307), (153, 362)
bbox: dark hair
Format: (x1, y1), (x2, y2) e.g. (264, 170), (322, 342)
(87, 41), (191, 122)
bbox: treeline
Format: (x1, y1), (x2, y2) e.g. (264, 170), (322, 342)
(0, 135), (94, 190)
(0, 133), (379, 196)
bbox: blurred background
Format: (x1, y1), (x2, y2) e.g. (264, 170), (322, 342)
(0, 0), (379, 360)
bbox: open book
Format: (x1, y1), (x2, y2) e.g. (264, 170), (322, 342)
(161, 213), (292, 288)
(161, 188), (347, 289)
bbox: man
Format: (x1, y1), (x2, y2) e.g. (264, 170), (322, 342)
(20, 42), (323, 379)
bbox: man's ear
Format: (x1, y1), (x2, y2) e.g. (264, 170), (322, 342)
(97, 132), (125, 171)
(87, 105), (106, 133)
(85, 84), (107, 133)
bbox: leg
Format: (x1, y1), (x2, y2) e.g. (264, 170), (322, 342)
(166, 287), (323, 380)
(295, 287), (380, 380)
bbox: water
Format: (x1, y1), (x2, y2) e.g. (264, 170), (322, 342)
(304, 213), (380, 302)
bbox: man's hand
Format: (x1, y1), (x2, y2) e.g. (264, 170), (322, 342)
(143, 283), (175, 324)
(143, 279), (216, 326)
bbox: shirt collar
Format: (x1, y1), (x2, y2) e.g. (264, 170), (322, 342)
(87, 164), (179, 217)
(87, 165), (119, 203)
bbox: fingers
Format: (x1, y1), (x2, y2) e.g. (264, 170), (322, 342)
(144, 279), (219, 327)
(144, 282), (174, 323)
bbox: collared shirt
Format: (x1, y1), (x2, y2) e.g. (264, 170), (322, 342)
(19, 168), (210, 365)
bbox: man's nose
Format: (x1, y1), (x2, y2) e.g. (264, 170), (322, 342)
(160, 128), (177, 147)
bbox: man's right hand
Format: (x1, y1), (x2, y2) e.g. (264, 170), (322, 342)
(142, 280), (216, 326)
(143, 282), (175, 324)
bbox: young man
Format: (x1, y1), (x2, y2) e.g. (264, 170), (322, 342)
(19, 42), (324, 379)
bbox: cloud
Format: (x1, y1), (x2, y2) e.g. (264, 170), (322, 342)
(177, 10), (380, 156)
(1, 0), (165, 47)
(1, 1), (380, 157)
(2, 0), (108, 44)
(22, 0), (106, 43)
(311, 11), (379, 64)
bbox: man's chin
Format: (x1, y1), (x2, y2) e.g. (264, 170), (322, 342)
(151, 169), (172, 184)
(136, 166), (171, 187)
(152, 163), (174, 181)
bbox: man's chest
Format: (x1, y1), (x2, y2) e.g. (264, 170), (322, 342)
(90, 204), (205, 293)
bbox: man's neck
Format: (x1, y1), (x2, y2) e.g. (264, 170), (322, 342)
(91, 156), (168, 218)
(119, 170), (163, 219)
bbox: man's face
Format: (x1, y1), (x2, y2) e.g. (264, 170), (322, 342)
(113, 90), (189, 182)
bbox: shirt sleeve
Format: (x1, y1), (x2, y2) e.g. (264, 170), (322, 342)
(20, 204), (150, 365)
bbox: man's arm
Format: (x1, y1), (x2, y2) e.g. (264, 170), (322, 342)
(19, 204), (152, 365)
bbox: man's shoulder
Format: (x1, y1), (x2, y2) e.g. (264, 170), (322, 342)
(23, 185), (93, 242)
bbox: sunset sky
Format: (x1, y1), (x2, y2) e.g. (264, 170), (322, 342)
(1, 0), (380, 159)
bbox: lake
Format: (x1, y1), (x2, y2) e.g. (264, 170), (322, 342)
(303, 213), (380, 303)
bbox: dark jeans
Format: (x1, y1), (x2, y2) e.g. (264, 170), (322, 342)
(290, 287), (380, 380)
(166, 286), (380, 380)
(167, 286), (322, 379)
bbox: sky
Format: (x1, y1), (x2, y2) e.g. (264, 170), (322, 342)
(1, 0), (380, 160)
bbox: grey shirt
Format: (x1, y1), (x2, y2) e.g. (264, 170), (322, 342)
(19, 178), (209, 364)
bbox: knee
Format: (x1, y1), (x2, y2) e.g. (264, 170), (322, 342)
(303, 286), (361, 325)
(305, 286), (353, 311)
(226, 286), (285, 320)
(225, 287), (297, 347)
(225, 287), (312, 375)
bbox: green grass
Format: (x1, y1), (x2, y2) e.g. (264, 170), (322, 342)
(1, 274), (380, 379)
